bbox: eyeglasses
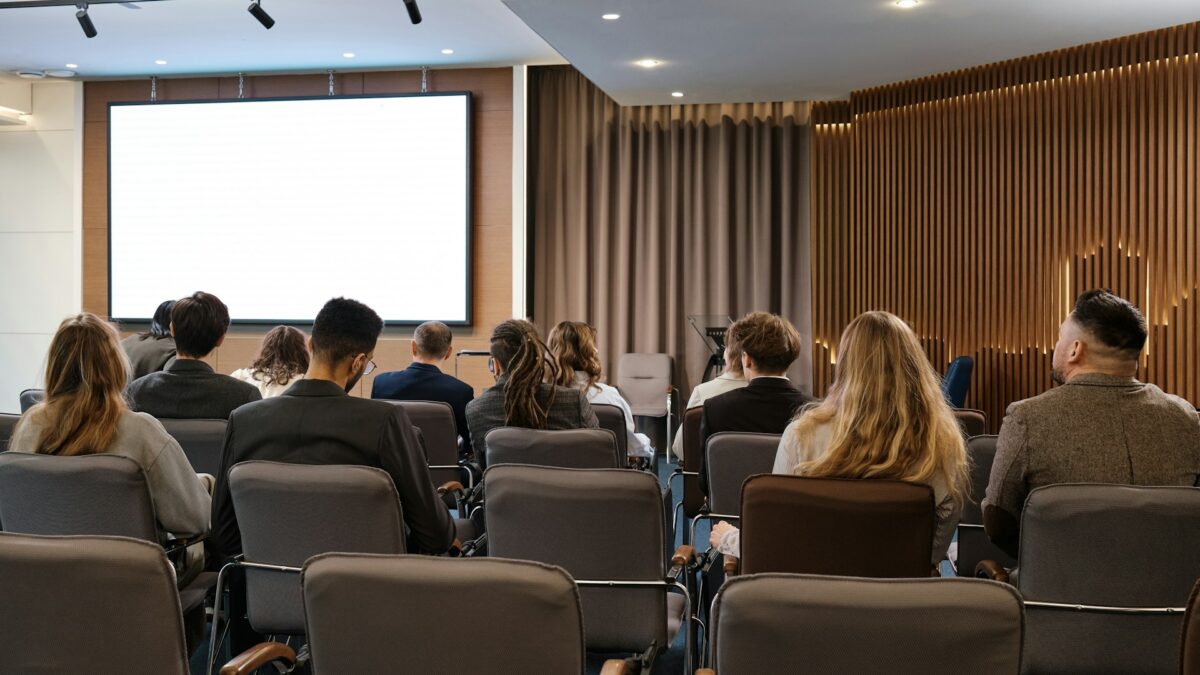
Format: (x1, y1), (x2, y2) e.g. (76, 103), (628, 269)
(363, 359), (377, 376)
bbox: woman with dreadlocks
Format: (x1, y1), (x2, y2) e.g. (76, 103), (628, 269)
(465, 319), (600, 466)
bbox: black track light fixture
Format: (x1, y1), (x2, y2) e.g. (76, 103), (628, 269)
(403, 0), (421, 24)
(247, 0), (274, 29)
(76, 3), (97, 38)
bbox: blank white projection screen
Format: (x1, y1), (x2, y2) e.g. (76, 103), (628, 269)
(109, 94), (471, 324)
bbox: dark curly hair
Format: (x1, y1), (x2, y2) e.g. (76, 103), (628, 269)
(311, 297), (383, 363)
(251, 326), (309, 386)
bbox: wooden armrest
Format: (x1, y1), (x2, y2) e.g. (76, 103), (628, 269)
(723, 555), (740, 577)
(696, 669), (717, 675)
(437, 480), (465, 495)
(975, 559), (1011, 583)
(672, 544), (696, 567)
(220, 642), (297, 675)
(600, 659), (630, 675)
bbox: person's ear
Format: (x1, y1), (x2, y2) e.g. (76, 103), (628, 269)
(307, 336), (316, 353)
(443, 345), (452, 362)
(410, 341), (419, 359)
(741, 352), (754, 371)
(169, 321), (176, 338)
(1067, 340), (1085, 365)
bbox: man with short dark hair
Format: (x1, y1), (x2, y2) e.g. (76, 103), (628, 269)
(984, 289), (1200, 557)
(128, 291), (261, 419)
(371, 321), (476, 457)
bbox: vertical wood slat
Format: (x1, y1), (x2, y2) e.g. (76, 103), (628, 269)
(810, 22), (1200, 430)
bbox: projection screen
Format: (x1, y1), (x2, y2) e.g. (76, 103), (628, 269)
(108, 92), (471, 324)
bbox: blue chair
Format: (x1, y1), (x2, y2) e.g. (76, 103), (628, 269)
(941, 356), (973, 408)
(18, 389), (44, 414)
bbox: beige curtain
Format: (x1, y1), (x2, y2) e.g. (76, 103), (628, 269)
(528, 65), (813, 396)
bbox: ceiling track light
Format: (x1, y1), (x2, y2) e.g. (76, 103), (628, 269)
(75, 3), (97, 38)
(247, 0), (274, 29)
(402, 0), (421, 25)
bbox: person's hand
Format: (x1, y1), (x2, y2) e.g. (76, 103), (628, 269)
(710, 521), (735, 549)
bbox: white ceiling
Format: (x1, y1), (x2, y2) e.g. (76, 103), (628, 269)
(503, 0), (1200, 105)
(0, 0), (564, 79)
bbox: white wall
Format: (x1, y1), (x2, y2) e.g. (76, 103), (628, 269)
(0, 81), (82, 413)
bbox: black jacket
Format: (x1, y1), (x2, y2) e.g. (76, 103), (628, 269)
(128, 359), (260, 420)
(698, 377), (811, 492)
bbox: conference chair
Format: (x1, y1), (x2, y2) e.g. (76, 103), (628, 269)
(243, 554), (628, 674)
(690, 432), (781, 546)
(485, 464), (696, 673)
(724, 474), (935, 578)
(0, 412), (17, 451)
(384, 400), (475, 509)
(158, 417), (227, 476)
(1183, 579), (1200, 675)
(952, 407), (988, 438)
(592, 403), (630, 460)
(484, 427), (621, 469)
(669, 406), (706, 544)
(699, 573), (1024, 675)
(976, 484), (1200, 674)
(941, 356), (973, 408)
(17, 387), (43, 413)
(0, 533), (293, 675)
(954, 435), (1016, 577)
(617, 353), (676, 467)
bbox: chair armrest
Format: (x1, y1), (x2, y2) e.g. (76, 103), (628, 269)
(437, 480), (465, 496)
(600, 659), (631, 675)
(723, 555), (739, 577)
(668, 544), (695, 578)
(219, 642), (297, 675)
(162, 533), (206, 557)
(975, 559), (1011, 583)
(696, 669), (716, 675)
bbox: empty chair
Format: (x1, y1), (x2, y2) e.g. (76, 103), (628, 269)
(592, 403), (630, 459)
(484, 427), (620, 469)
(17, 388), (43, 413)
(158, 417), (227, 476)
(691, 432), (780, 544)
(485, 464), (694, 672)
(941, 356), (973, 408)
(977, 484), (1200, 674)
(700, 573), (1024, 675)
(952, 408), (987, 438)
(0, 413), (17, 451)
(617, 353), (675, 453)
(1184, 579), (1200, 675)
(955, 435), (1015, 576)
(386, 399), (473, 488)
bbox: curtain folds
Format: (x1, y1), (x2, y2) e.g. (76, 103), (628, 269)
(528, 66), (812, 395)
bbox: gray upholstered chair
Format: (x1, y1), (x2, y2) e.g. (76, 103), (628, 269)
(952, 407), (988, 438)
(668, 406), (706, 544)
(484, 427), (621, 469)
(977, 484), (1200, 674)
(0, 413), (18, 451)
(485, 464), (695, 673)
(700, 573), (1024, 674)
(592, 403), (630, 459)
(17, 388), (43, 413)
(955, 435), (1015, 576)
(617, 353), (676, 464)
(384, 400), (473, 489)
(158, 417), (227, 476)
(690, 432), (781, 545)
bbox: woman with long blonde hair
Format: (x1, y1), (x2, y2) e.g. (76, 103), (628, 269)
(712, 311), (969, 564)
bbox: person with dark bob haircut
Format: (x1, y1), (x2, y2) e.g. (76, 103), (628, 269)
(127, 291), (261, 420)
(985, 289), (1200, 558)
(120, 299), (178, 380)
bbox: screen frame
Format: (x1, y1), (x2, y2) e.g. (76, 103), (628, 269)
(106, 90), (474, 327)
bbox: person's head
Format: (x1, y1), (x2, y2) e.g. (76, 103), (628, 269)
(488, 319), (559, 428)
(412, 321), (453, 363)
(251, 326), (309, 386)
(171, 292), (230, 358)
(310, 297), (383, 392)
(792, 311), (969, 506)
(15, 313), (129, 456)
(139, 300), (176, 341)
(722, 323), (745, 377)
(548, 320), (602, 390)
(731, 312), (801, 377)
(1051, 289), (1146, 384)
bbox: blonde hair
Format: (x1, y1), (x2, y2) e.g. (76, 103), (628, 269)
(548, 321), (602, 391)
(15, 313), (130, 456)
(792, 311), (969, 505)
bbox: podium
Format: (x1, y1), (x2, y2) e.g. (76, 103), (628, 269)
(689, 315), (733, 383)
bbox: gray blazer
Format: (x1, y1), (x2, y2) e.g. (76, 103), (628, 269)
(466, 376), (599, 466)
(120, 334), (177, 381)
(128, 359), (261, 421)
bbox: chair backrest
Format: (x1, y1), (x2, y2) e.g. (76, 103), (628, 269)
(740, 474), (935, 577)
(957, 435), (1015, 575)
(303, 553), (586, 673)
(229, 461), (408, 634)
(709, 573), (1024, 675)
(0, 532), (188, 674)
(485, 464), (667, 652)
(941, 356), (973, 408)
(1017, 484), (1200, 674)
(1183, 579), (1200, 675)
(0, 452), (160, 541)
(485, 427), (620, 469)
(952, 408), (987, 439)
(616, 353), (672, 417)
(382, 400), (461, 484)
(591, 403), (629, 459)
(705, 432), (781, 515)
(157, 417), (227, 476)
(0, 413), (18, 451)
(18, 388), (44, 413)
(680, 407), (705, 516)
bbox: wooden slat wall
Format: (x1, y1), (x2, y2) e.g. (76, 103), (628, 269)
(811, 22), (1200, 429)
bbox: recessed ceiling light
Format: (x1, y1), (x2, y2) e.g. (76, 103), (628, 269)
(154, 59), (168, 65)
(894, 0), (919, 7)
(65, 63), (79, 69)
(671, 91), (684, 98)
(343, 52), (356, 58)
(602, 13), (620, 20)
(635, 59), (661, 68)
(441, 48), (454, 55)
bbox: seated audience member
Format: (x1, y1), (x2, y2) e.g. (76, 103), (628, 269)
(549, 320), (654, 460)
(466, 319), (599, 465)
(710, 311), (970, 566)
(209, 297), (456, 562)
(119, 299), (178, 380)
(698, 312), (811, 491)
(671, 327), (749, 460)
(230, 325), (309, 398)
(372, 321), (475, 457)
(984, 290), (1200, 558)
(10, 313), (211, 564)
(128, 291), (261, 419)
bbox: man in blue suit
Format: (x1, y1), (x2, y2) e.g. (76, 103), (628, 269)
(372, 321), (475, 458)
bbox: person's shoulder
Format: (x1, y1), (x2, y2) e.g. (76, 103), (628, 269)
(1004, 385), (1065, 418)
(119, 410), (173, 442)
(435, 371), (475, 395)
(127, 370), (162, 392)
(1137, 383), (1200, 418)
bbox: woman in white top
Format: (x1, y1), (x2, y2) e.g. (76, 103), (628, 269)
(711, 311), (970, 566)
(548, 321), (654, 459)
(231, 325), (309, 398)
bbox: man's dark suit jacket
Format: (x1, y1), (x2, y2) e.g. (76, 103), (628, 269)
(209, 378), (455, 561)
(128, 359), (261, 420)
(698, 376), (811, 492)
(371, 362), (475, 456)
